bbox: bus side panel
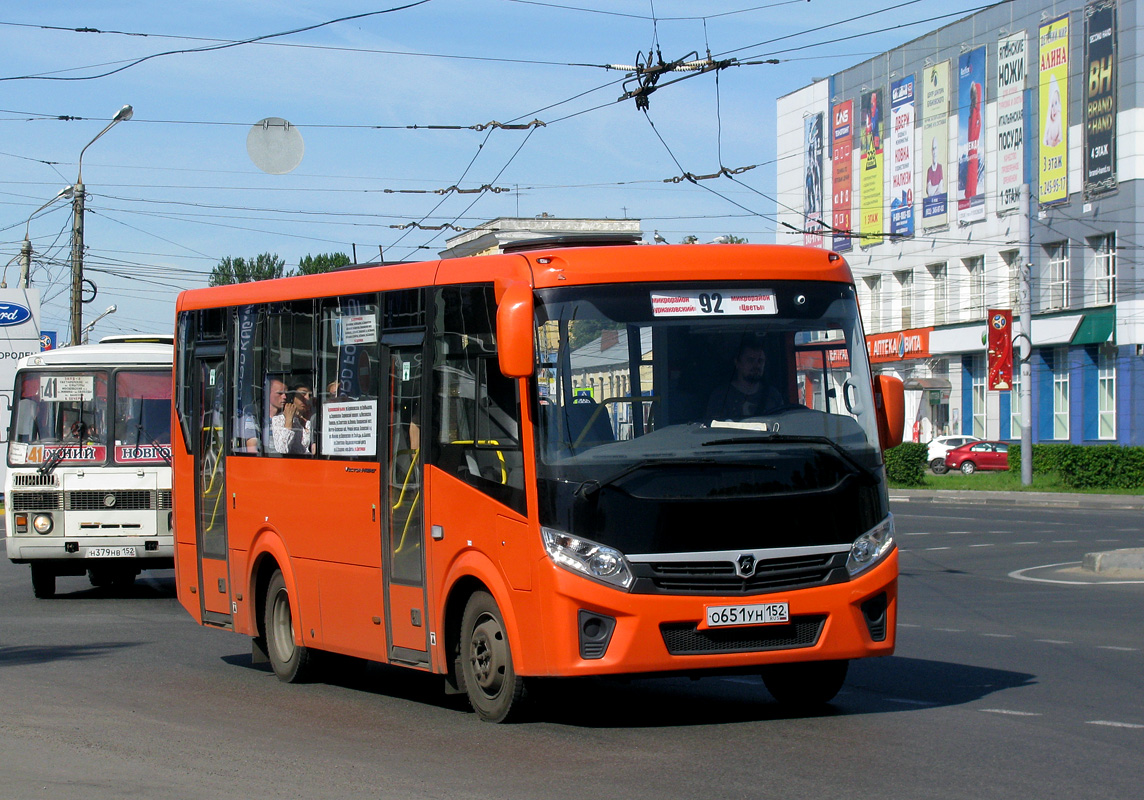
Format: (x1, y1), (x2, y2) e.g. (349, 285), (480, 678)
(227, 456), (384, 653)
(425, 466), (547, 676)
(175, 542), (200, 621)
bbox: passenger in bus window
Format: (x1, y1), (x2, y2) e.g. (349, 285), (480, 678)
(271, 381), (313, 455)
(705, 334), (784, 420)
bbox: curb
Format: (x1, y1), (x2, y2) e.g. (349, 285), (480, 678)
(1083, 548), (1144, 575)
(889, 489), (1144, 511)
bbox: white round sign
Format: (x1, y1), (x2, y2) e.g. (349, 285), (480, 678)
(246, 117), (304, 174)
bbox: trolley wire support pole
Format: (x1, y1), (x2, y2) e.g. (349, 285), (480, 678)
(1018, 183), (1033, 487)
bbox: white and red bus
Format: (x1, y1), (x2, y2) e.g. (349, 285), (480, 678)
(5, 338), (174, 597)
(172, 242), (904, 721)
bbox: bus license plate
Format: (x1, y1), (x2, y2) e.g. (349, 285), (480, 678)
(705, 602), (789, 628)
(85, 546), (137, 558)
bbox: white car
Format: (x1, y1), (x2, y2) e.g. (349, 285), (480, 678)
(926, 435), (983, 474)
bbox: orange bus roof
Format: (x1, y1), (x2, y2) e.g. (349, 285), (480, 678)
(176, 244), (852, 311)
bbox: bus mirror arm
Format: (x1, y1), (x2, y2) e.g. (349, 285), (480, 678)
(496, 282), (535, 378)
(873, 374), (905, 451)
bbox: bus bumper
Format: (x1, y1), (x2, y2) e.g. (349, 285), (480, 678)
(533, 549), (897, 677)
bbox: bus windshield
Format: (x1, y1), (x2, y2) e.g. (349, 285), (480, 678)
(10, 371), (109, 464)
(533, 281), (886, 554)
(113, 371), (173, 464)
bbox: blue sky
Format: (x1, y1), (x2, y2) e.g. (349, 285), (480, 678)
(0, 0), (989, 338)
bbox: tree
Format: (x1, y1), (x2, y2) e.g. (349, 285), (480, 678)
(209, 253), (290, 286)
(297, 252), (351, 275)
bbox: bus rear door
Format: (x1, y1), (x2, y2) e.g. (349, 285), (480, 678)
(193, 348), (233, 624)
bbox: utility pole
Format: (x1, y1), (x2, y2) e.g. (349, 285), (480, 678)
(70, 182), (86, 345)
(1018, 183), (1033, 486)
(69, 104), (133, 346)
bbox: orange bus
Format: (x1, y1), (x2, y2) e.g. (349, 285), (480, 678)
(172, 242), (904, 722)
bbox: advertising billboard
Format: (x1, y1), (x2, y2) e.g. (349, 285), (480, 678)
(921, 61), (950, 230)
(1084, 0), (1117, 198)
(860, 88), (884, 247)
(996, 32), (1027, 214)
(957, 46), (986, 224)
(889, 76), (915, 238)
(831, 100), (854, 252)
(804, 112), (825, 247)
(1039, 14), (1070, 206)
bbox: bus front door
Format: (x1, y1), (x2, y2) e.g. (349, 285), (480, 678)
(194, 351), (232, 624)
(382, 343), (429, 666)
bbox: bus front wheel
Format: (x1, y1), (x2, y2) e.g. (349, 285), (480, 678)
(31, 563), (55, 599)
(460, 591), (527, 722)
(762, 659), (848, 708)
(264, 570), (315, 683)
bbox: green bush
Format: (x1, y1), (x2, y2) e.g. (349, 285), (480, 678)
(885, 442), (927, 486)
(1055, 444), (1144, 489)
(1008, 443), (1070, 476)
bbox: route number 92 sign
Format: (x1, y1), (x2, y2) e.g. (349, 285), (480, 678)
(650, 289), (777, 317)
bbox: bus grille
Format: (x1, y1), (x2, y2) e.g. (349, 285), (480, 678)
(157, 490), (173, 510)
(12, 473), (60, 487)
(632, 553), (848, 596)
(9, 491), (63, 511)
(67, 490), (154, 511)
(660, 615), (826, 655)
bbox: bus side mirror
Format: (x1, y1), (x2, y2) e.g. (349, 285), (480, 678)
(874, 374), (904, 450)
(496, 282), (535, 378)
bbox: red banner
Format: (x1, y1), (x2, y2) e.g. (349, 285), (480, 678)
(987, 309), (1013, 391)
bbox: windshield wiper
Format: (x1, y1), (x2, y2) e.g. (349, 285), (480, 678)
(702, 434), (877, 482)
(38, 446), (68, 476)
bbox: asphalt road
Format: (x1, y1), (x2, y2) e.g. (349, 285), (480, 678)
(1, 500), (1142, 800)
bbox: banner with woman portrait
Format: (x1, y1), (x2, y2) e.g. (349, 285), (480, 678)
(803, 112), (824, 247)
(957, 46), (986, 224)
(921, 61), (950, 229)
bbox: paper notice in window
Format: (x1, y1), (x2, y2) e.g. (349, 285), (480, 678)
(321, 400), (377, 457)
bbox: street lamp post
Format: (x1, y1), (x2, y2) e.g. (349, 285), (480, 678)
(13, 186), (75, 289)
(70, 104), (133, 346)
(81, 304), (117, 344)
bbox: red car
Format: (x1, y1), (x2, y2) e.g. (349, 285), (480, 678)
(943, 440), (1009, 474)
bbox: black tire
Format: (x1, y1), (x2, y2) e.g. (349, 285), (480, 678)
(264, 570), (316, 683)
(930, 458), (948, 475)
(460, 591), (527, 722)
(960, 460), (977, 475)
(762, 659), (848, 708)
(31, 563), (56, 599)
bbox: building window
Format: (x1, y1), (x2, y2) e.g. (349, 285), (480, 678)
(1009, 370), (1022, 440)
(865, 275), (883, 332)
(1053, 347), (1069, 440)
(1001, 249), (1021, 308)
(1098, 350), (1116, 440)
(896, 269), (913, 328)
(928, 263), (948, 325)
(972, 354), (986, 438)
(966, 256), (985, 320)
(1047, 242), (1070, 310)
(1093, 234), (1116, 306)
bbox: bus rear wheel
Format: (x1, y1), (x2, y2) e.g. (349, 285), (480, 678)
(762, 659), (848, 708)
(460, 591), (527, 722)
(31, 563), (56, 599)
(264, 570), (315, 683)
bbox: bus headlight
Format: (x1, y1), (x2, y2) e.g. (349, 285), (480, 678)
(847, 515), (894, 576)
(541, 527), (634, 590)
(33, 514), (55, 535)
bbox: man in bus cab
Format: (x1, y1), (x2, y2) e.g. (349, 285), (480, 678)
(705, 334), (784, 420)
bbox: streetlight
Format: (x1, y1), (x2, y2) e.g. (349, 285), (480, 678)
(81, 304), (117, 344)
(70, 104), (133, 346)
(5, 185), (75, 289)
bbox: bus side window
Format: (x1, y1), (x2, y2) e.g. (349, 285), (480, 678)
(432, 285), (525, 514)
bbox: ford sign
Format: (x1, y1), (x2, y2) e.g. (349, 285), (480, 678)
(0, 302), (32, 327)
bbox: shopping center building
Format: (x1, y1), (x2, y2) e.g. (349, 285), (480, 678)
(776, 0), (1144, 445)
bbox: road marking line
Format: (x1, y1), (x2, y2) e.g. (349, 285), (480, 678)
(981, 633), (1015, 638)
(1015, 541), (1039, 545)
(1087, 720), (1144, 729)
(1095, 539), (1120, 543)
(982, 709), (1041, 717)
(925, 547), (951, 551)
(935, 628), (965, 633)
(1036, 639), (1073, 645)
(898, 623), (921, 628)
(887, 698), (938, 706)
(970, 544), (994, 548)
(1052, 540), (1078, 544)
(902, 532), (931, 536)
(1010, 562), (1144, 585)
(1097, 646), (1138, 652)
